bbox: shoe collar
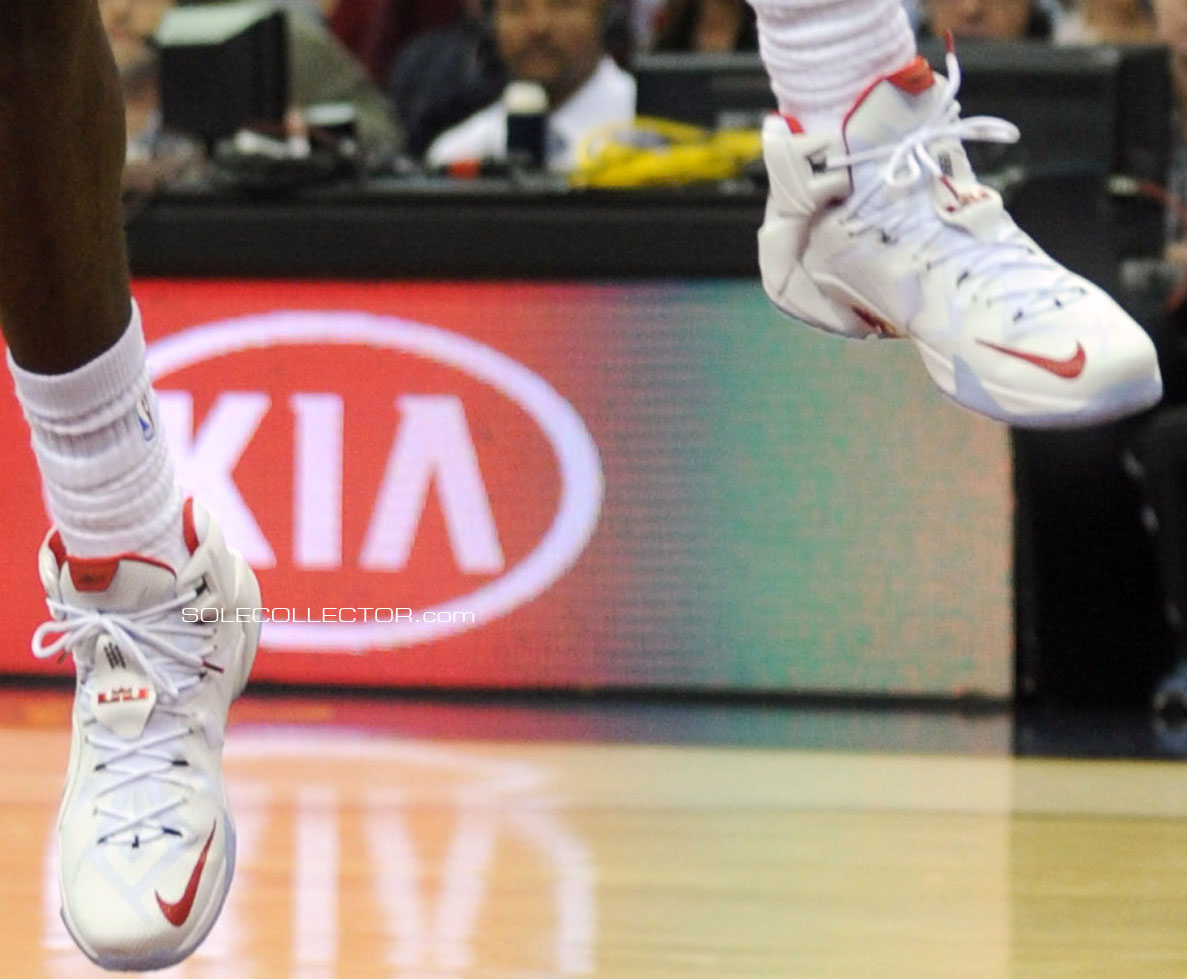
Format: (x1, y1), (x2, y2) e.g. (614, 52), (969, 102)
(45, 496), (204, 597)
(779, 57), (936, 137)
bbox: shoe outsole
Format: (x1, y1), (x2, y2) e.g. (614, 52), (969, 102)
(768, 298), (1161, 429)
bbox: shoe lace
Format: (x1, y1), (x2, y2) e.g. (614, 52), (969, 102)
(31, 589), (217, 845)
(827, 48), (1086, 321)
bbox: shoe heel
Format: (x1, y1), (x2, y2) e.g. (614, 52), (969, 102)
(759, 219), (873, 339)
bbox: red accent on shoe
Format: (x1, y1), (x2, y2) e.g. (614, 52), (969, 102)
(851, 305), (906, 339)
(783, 114), (804, 134)
(156, 823), (217, 927)
(844, 56), (936, 139)
(68, 558), (122, 593)
(887, 56), (935, 95)
(183, 499), (199, 555)
(48, 532), (66, 567)
(68, 553), (175, 592)
(97, 687), (151, 705)
(976, 340), (1088, 380)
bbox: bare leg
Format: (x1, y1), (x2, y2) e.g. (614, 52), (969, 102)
(0, 0), (131, 373)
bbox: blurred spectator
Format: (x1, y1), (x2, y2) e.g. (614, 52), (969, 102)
(1156, 0), (1187, 130)
(1153, 0), (1187, 255)
(1055, 0), (1156, 43)
(332, 0), (465, 83)
(328, 0), (388, 65)
(651, 0), (757, 51)
(426, 0), (636, 172)
(100, 0), (401, 186)
(387, 0), (508, 158)
(916, 0), (1056, 40)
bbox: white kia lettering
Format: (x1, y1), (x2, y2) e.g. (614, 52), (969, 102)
(291, 393), (344, 569)
(361, 395), (503, 574)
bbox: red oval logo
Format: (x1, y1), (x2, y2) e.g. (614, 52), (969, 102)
(148, 311), (603, 650)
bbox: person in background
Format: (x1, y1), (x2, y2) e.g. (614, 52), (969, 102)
(652, 0), (758, 51)
(100, 0), (401, 188)
(327, 0), (391, 72)
(426, 0), (635, 173)
(387, 0), (509, 159)
(916, 0), (1057, 39)
(1055, 0), (1156, 43)
(1155, 0), (1187, 120)
(333, 0), (466, 84)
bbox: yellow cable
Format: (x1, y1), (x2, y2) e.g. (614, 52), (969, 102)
(571, 116), (763, 188)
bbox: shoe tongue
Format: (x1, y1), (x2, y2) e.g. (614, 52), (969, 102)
(59, 556), (176, 740)
(925, 140), (1004, 238)
(843, 66), (1004, 238)
(844, 65), (947, 154)
(90, 637), (158, 740)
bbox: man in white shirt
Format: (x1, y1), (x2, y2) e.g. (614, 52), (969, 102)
(427, 0), (636, 172)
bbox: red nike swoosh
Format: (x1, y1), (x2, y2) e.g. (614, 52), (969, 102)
(977, 340), (1087, 379)
(156, 822), (217, 927)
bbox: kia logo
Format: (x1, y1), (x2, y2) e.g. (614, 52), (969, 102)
(146, 311), (603, 650)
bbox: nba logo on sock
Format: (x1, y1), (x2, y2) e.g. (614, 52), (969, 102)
(136, 393), (155, 442)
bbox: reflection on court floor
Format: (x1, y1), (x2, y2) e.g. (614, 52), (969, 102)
(4, 697), (1187, 977)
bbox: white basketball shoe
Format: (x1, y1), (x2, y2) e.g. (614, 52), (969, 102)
(759, 47), (1162, 428)
(33, 500), (260, 971)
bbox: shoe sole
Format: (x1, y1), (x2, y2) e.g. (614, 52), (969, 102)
(769, 295), (1161, 429)
(60, 549), (261, 972)
(914, 337), (1162, 429)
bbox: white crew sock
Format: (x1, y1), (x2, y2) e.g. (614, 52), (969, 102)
(748, 0), (917, 131)
(8, 302), (188, 570)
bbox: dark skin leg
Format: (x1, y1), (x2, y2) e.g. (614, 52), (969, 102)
(0, 0), (132, 374)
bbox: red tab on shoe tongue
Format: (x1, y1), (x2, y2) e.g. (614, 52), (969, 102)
(887, 56), (935, 95)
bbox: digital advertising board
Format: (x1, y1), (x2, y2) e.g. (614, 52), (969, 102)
(0, 279), (1012, 695)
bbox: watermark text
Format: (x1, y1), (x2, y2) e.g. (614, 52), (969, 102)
(182, 607), (476, 625)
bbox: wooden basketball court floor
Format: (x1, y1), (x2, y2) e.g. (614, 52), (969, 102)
(4, 688), (1187, 977)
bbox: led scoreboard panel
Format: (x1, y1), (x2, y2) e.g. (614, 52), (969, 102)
(0, 279), (1012, 696)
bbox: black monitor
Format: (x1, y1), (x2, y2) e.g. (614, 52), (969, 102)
(634, 52), (773, 130)
(158, 2), (289, 142)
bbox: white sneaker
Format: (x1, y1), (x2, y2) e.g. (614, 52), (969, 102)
(758, 47), (1162, 428)
(33, 500), (260, 971)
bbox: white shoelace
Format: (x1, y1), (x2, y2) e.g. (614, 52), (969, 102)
(826, 48), (1086, 321)
(32, 590), (216, 844)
